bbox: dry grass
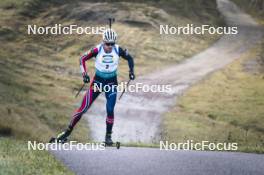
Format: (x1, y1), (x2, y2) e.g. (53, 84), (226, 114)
(162, 41), (264, 153)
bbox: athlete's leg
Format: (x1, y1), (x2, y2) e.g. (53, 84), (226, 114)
(56, 77), (101, 142)
(104, 88), (117, 145)
(56, 87), (95, 142)
(105, 81), (117, 135)
(69, 80), (101, 129)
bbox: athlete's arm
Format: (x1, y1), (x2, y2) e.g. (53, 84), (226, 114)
(79, 47), (98, 76)
(119, 47), (134, 72)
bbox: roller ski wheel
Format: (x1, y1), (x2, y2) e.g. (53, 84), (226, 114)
(49, 137), (68, 144)
(104, 141), (121, 149)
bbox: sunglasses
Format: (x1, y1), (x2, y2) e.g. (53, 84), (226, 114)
(105, 43), (115, 46)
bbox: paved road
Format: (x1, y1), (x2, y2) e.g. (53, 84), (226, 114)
(52, 0), (264, 175)
(53, 147), (264, 175)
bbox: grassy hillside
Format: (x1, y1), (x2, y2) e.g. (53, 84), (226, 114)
(0, 0), (223, 142)
(162, 40), (264, 153)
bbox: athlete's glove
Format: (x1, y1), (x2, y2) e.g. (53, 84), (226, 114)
(83, 72), (90, 83)
(129, 70), (135, 80)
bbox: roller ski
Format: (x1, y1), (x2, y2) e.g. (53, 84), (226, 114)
(49, 127), (72, 144)
(104, 133), (121, 149)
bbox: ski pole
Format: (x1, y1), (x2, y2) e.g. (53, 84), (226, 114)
(119, 79), (131, 100)
(75, 83), (85, 98)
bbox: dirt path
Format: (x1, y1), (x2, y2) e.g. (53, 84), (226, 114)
(84, 0), (263, 143)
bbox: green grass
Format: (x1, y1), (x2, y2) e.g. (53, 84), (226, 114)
(0, 137), (73, 175)
(162, 41), (264, 153)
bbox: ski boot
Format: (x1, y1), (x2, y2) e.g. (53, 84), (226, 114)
(105, 133), (113, 146)
(50, 127), (72, 143)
